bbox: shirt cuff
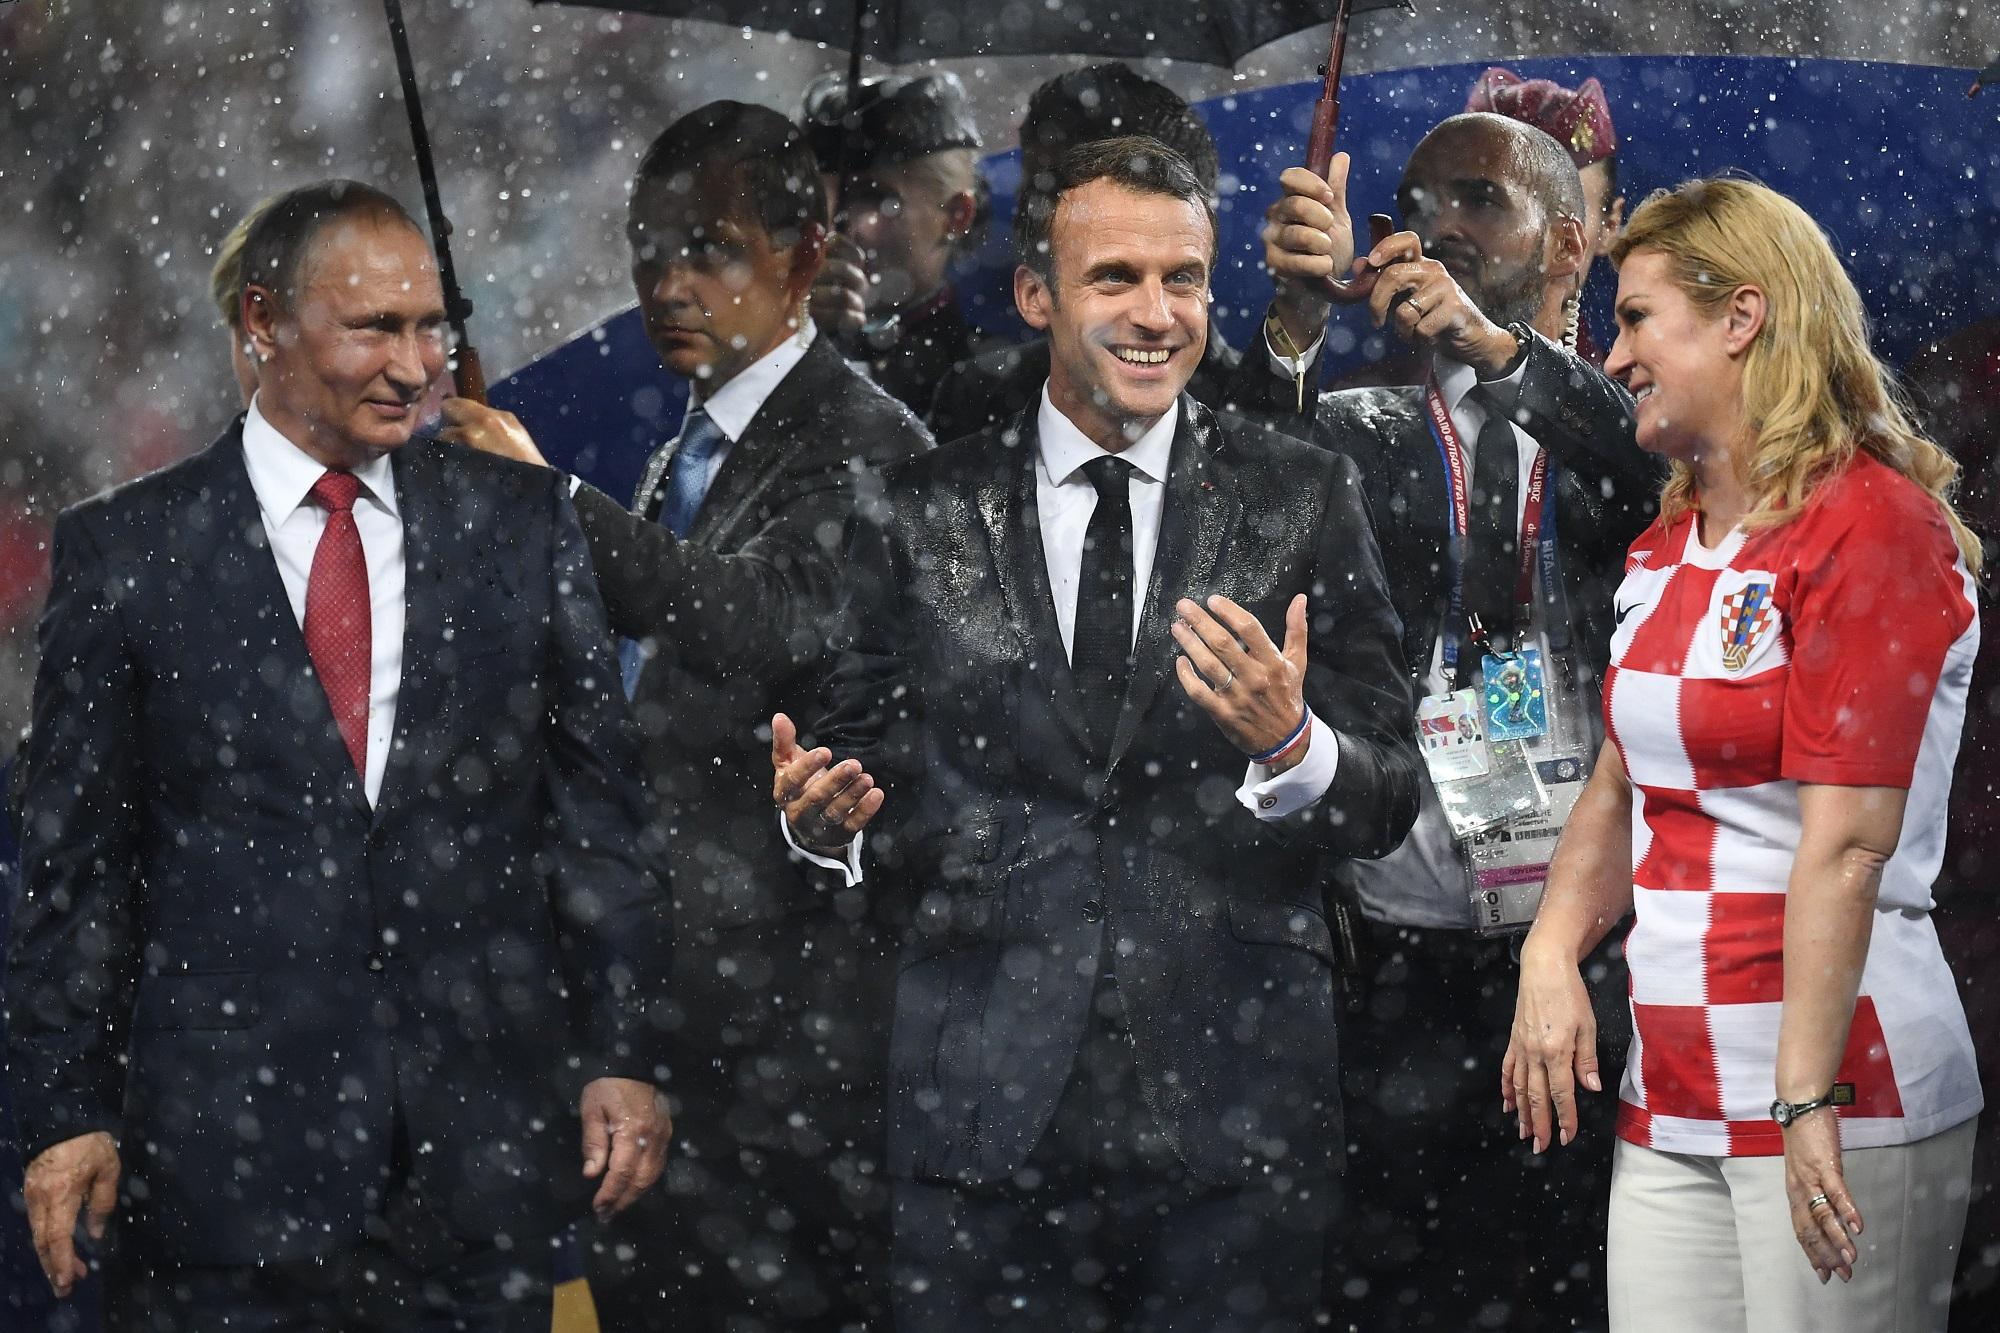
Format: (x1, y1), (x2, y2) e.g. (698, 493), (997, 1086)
(776, 809), (866, 886)
(1264, 325), (1325, 380)
(1236, 712), (1340, 821)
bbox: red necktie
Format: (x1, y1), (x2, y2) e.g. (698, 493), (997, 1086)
(304, 470), (371, 779)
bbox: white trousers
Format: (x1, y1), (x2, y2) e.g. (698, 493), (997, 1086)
(1606, 1118), (1975, 1333)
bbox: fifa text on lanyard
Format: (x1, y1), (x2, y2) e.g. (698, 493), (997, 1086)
(1422, 377), (1562, 688)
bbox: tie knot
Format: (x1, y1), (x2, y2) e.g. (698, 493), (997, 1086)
(677, 408), (725, 462)
(311, 470), (362, 515)
(1080, 454), (1133, 500)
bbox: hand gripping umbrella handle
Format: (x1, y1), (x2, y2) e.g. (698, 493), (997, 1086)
(1303, 0), (1389, 304)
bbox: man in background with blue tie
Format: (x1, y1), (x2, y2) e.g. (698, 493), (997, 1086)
(440, 101), (932, 1331)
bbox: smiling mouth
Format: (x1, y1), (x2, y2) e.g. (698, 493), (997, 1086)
(1112, 347), (1173, 366)
(1633, 385), (1655, 403)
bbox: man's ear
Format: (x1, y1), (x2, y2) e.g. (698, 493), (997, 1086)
(789, 219), (830, 295)
(241, 284), (283, 363)
(1722, 283), (1767, 357)
(1014, 263), (1053, 332)
(1547, 213), (1589, 285)
(942, 190), (978, 243)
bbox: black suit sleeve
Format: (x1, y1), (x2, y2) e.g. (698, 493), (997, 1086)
(812, 497), (922, 789)
(4, 511), (143, 1159)
(539, 483), (676, 1086)
(1513, 330), (1659, 512)
(571, 421), (921, 687)
(1262, 453), (1423, 859)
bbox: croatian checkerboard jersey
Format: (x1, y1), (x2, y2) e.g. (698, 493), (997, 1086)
(1602, 454), (1983, 1157)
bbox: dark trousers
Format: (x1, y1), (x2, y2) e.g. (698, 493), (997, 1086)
(892, 971), (1330, 1332)
(1326, 916), (1628, 1333)
(585, 909), (893, 1332)
(103, 1102), (553, 1333)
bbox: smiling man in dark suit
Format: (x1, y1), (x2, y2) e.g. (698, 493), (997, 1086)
(441, 102), (933, 1330)
(5, 180), (674, 1332)
(771, 136), (1422, 1329)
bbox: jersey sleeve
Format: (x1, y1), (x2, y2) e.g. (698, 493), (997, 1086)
(1780, 472), (1975, 788)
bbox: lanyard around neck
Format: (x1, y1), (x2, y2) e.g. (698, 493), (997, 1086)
(1423, 375), (1561, 684)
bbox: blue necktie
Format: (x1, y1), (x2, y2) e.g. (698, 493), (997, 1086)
(660, 407), (727, 539)
(620, 408), (728, 698)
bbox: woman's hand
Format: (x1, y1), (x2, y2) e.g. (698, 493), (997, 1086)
(1501, 940), (1603, 1153)
(1783, 1109), (1862, 1283)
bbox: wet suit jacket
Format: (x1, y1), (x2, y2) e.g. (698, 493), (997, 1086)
(4, 426), (671, 1265)
(812, 395), (1422, 1189)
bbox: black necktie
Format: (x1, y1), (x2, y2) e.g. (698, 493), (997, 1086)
(1462, 384), (1520, 651)
(1072, 455), (1136, 757)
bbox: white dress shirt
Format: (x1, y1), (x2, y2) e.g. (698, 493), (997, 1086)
(572, 321), (818, 500)
(241, 396), (405, 806)
(786, 385), (1342, 884)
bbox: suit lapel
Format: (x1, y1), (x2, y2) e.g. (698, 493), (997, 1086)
(371, 444), (449, 824)
(974, 413), (1095, 754)
(1106, 400), (1237, 774)
(686, 336), (836, 546)
(178, 424), (373, 819)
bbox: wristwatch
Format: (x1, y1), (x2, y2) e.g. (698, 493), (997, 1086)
(1770, 1090), (1837, 1127)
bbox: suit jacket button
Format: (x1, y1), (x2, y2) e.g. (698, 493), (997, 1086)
(1081, 900), (1105, 923)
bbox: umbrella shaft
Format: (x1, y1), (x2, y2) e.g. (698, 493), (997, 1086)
(383, 0), (481, 398)
(1306, 0), (1356, 175)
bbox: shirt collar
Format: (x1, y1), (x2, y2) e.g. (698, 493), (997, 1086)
(241, 395), (399, 523)
(1035, 384), (1176, 488)
(692, 319), (817, 442)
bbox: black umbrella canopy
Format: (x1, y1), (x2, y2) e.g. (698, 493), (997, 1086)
(529, 0), (1411, 68)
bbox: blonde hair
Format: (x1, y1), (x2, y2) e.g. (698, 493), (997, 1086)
(1611, 176), (1982, 577)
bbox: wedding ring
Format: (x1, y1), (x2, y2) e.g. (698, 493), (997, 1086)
(1215, 671), (1236, 693)
(1807, 1193), (1831, 1212)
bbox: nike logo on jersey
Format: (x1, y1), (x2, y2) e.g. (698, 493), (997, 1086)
(1615, 601), (1646, 624)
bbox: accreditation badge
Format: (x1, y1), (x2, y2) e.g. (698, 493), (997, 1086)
(1481, 648), (1549, 741)
(1417, 688), (1488, 781)
(1468, 751), (1592, 937)
(1418, 684), (1551, 844)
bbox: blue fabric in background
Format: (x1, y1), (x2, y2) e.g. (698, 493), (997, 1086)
(492, 56), (2000, 502)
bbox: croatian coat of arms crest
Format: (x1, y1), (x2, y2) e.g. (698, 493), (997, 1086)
(1719, 581), (1776, 671)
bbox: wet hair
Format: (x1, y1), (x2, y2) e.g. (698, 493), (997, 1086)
(1417, 113), (1587, 230)
(237, 180), (424, 313)
(1020, 64), (1220, 200)
(1612, 176), (1982, 575)
(210, 192), (282, 331)
(631, 101), (828, 245)
(1013, 135), (1214, 284)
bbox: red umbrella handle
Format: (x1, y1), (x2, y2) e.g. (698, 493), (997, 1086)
(1304, 0), (1383, 304)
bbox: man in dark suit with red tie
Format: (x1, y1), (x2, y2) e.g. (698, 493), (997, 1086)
(5, 180), (675, 1331)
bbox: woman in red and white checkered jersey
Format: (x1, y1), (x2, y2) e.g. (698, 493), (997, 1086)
(1501, 176), (1984, 1332)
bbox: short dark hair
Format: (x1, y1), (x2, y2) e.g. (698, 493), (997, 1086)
(238, 180), (422, 313)
(1020, 64), (1220, 199)
(631, 101), (828, 244)
(1013, 136), (1214, 282)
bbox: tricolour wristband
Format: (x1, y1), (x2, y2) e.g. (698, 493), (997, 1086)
(1249, 708), (1312, 766)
